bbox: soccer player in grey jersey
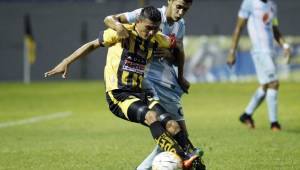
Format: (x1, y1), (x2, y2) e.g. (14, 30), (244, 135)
(227, 0), (291, 131)
(104, 0), (206, 169)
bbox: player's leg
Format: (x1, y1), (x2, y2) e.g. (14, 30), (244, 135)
(150, 102), (205, 169)
(136, 80), (184, 170)
(251, 52), (281, 131)
(146, 108), (200, 169)
(136, 145), (161, 170)
(106, 90), (187, 159)
(240, 85), (267, 129)
(266, 80), (281, 131)
(244, 86), (266, 116)
(142, 81), (203, 169)
(136, 82), (189, 170)
(146, 83), (190, 151)
(150, 83), (205, 169)
(239, 53), (266, 128)
(259, 54), (281, 131)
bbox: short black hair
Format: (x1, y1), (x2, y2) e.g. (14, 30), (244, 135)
(172, 0), (193, 3)
(185, 0), (193, 3)
(139, 6), (161, 23)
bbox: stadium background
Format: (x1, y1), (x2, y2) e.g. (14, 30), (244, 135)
(1, 1), (300, 169)
(0, 0), (299, 82)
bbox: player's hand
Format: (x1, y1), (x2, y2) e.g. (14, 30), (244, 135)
(227, 49), (236, 67)
(178, 76), (190, 94)
(44, 60), (69, 79)
(154, 48), (174, 63)
(116, 23), (129, 39)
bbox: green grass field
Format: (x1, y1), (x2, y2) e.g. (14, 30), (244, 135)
(0, 81), (299, 170)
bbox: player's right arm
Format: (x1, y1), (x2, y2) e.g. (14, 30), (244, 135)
(273, 26), (291, 64)
(44, 28), (120, 79)
(271, 3), (291, 64)
(104, 8), (142, 39)
(104, 14), (130, 39)
(227, 0), (250, 66)
(227, 17), (247, 66)
(44, 39), (100, 78)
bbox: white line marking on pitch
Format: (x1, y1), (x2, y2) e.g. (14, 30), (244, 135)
(0, 111), (72, 128)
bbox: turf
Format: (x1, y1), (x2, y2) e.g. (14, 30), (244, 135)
(0, 81), (299, 170)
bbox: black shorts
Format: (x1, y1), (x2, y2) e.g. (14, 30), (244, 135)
(106, 89), (159, 124)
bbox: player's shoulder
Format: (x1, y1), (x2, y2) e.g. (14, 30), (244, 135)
(153, 31), (169, 44)
(241, 0), (253, 6)
(104, 24), (134, 39)
(154, 31), (169, 39)
(269, 0), (277, 8)
(122, 24), (135, 31)
(153, 31), (176, 48)
(157, 6), (166, 16)
(177, 18), (185, 27)
(126, 8), (142, 17)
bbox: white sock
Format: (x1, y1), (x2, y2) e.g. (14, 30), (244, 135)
(136, 145), (161, 170)
(266, 89), (278, 123)
(245, 87), (266, 115)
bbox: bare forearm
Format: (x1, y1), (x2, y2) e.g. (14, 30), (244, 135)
(104, 15), (128, 30)
(104, 16), (121, 30)
(177, 49), (185, 78)
(273, 26), (286, 47)
(64, 40), (99, 65)
(230, 18), (246, 51)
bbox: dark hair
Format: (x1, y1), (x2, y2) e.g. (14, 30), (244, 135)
(185, 0), (193, 3)
(139, 6), (161, 23)
(172, 0), (193, 3)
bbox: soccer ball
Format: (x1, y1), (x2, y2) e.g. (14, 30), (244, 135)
(152, 152), (183, 170)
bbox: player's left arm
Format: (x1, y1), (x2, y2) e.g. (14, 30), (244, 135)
(272, 1), (291, 63)
(155, 33), (190, 93)
(104, 13), (130, 39)
(273, 23), (291, 62)
(45, 28), (120, 78)
(44, 39), (101, 78)
(174, 40), (190, 93)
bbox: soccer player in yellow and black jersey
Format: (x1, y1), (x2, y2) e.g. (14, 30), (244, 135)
(44, 6), (199, 169)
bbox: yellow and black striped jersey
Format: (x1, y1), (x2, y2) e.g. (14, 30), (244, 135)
(99, 24), (174, 92)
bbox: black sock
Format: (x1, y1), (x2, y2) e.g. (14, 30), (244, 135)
(149, 121), (185, 157)
(174, 130), (194, 152)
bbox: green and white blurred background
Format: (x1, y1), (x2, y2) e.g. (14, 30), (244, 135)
(1, 1), (300, 170)
(0, 0), (299, 83)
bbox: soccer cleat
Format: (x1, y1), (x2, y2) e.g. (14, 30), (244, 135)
(183, 154), (199, 170)
(191, 147), (204, 157)
(239, 113), (255, 129)
(182, 147), (206, 170)
(271, 122), (281, 132)
(193, 158), (206, 170)
(191, 148), (206, 170)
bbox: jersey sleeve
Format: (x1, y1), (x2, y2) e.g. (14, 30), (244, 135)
(124, 8), (142, 23)
(98, 28), (120, 47)
(238, 0), (252, 19)
(155, 32), (176, 49)
(271, 1), (279, 26)
(176, 20), (186, 40)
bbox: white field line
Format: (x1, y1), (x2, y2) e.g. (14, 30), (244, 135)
(0, 111), (72, 128)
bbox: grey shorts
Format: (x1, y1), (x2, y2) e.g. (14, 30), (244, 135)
(142, 79), (184, 121)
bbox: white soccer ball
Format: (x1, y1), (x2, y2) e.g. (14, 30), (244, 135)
(152, 152), (183, 170)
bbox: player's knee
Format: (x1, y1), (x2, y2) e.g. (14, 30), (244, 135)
(151, 103), (166, 114)
(159, 113), (180, 135)
(145, 110), (159, 125)
(165, 120), (181, 135)
(128, 101), (149, 123)
(268, 80), (280, 89)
